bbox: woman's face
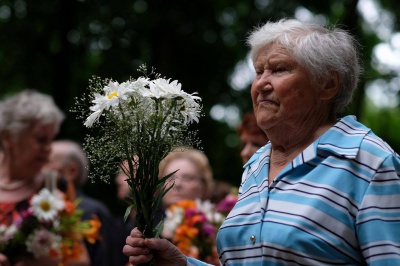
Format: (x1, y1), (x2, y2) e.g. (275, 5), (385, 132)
(7, 122), (57, 177)
(240, 132), (268, 164)
(162, 157), (205, 208)
(115, 169), (131, 200)
(251, 43), (324, 132)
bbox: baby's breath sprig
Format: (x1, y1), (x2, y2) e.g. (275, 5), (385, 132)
(73, 66), (202, 264)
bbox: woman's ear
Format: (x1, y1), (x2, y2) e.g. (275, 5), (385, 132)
(320, 71), (340, 100)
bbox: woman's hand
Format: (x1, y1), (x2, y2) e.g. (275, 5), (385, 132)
(0, 253), (10, 266)
(123, 227), (187, 266)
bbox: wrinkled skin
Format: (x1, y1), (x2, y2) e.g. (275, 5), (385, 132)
(123, 228), (187, 266)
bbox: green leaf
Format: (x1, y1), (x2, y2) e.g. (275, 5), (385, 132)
(153, 219), (164, 238)
(124, 205), (134, 223)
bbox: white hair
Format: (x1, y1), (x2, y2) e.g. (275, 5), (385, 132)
(247, 18), (362, 115)
(0, 89), (65, 136)
(52, 139), (90, 187)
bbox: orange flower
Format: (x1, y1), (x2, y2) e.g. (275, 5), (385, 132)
(187, 214), (205, 226)
(81, 215), (102, 244)
(176, 224), (199, 240)
(176, 199), (196, 209)
(60, 240), (84, 266)
(64, 200), (76, 215)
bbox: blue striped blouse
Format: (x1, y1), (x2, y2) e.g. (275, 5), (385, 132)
(187, 116), (400, 266)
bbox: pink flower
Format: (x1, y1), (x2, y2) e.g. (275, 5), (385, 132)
(215, 195), (237, 214)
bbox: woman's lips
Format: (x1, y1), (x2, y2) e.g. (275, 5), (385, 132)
(258, 98), (278, 106)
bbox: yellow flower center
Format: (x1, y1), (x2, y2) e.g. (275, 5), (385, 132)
(40, 201), (51, 212)
(107, 91), (118, 99)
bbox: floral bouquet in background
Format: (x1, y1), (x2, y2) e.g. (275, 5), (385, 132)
(163, 197), (237, 266)
(0, 188), (101, 265)
(73, 65), (202, 261)
(214, 186), (238, 217)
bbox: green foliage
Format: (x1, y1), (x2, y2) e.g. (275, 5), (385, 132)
(361, 100), (400, 152)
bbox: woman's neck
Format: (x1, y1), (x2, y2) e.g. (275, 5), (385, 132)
(266, 117), (336, 182)
(0, 159), (38, 202)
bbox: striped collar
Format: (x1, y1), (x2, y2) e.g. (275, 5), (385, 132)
(244, 115), (371, 169)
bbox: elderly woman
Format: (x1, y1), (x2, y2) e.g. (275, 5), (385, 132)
(0, 90), (90, 265)
(159, 147), (214, 210)
(123, 18), (400, 265)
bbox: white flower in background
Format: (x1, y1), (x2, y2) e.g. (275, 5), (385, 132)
(196, 199), (215, 221)
(26, 229), (61, 258)
(195, 199), (224, 224)
(31, 188), (65, 222)
(0, 224), (18, 243)
(162, 207), (184, 239)
(196, 199), (214, 213)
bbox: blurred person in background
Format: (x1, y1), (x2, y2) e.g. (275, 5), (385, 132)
(237, 111), (269, 164)
(0, 90), (90, 265)
(210, 180), (232, 205)
(113, 160), (138, 266)
(159, 147), (214, 211)
(208, 111), (270, 204)
(43, 139), (115, 266)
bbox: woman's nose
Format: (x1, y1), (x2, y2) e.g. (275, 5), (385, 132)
(174, 177), (183, 187)
(240, 144), (252, 163)
(252, 72), (273, 93)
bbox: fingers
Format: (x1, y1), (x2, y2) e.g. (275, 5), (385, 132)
(124, 227), (186, 266)
(130, 227), (143, 238)
(144, 238), (172, 251)
(124, 229), (152, 264)
(123, 240), (153, 266)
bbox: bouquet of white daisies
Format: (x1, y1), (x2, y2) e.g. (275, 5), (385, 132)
(74, 65), (202, 248)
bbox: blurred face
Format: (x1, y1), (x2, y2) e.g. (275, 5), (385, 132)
(115, 159), (138, 200)
(251, 43), (322, 132)
(44, 143), (72, 182)
(162, 157), (205, 208)
(240, 132), (268, 164)
(115, 169), (131, 200)
(8, 122), (57, 177)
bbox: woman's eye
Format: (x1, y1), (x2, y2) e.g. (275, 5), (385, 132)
(255, 69), (263, 75)
(273, 66), (285, 72)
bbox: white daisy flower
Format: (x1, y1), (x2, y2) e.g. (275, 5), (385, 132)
(148, 78), (180, 99)
(131, 77), (150, 94)
(84, 81), (136, 127)
(161, 79), (183, 96)
(84, 109), (103, 127)
(180, 96), (202, 124)
(31, 188), (65, 222)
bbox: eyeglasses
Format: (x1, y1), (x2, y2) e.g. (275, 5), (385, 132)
(176, 174), (205, 184)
